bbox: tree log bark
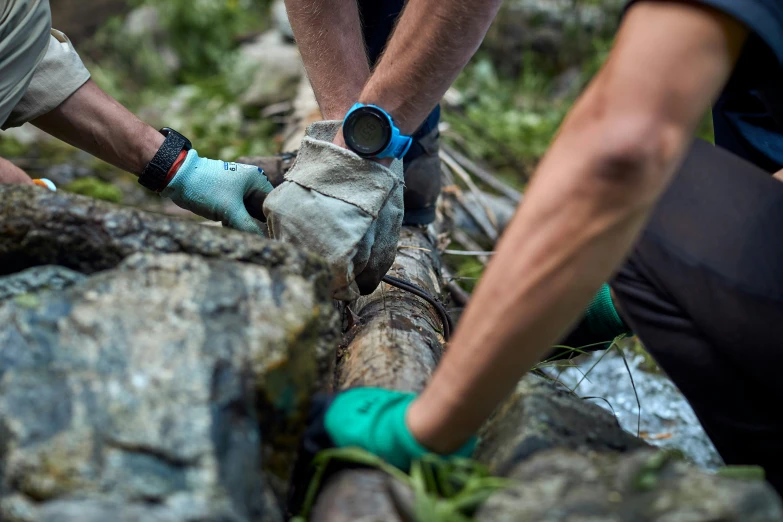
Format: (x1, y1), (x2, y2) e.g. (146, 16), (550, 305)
(310, 226), (446, 522)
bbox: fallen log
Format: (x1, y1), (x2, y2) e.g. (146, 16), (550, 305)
(309, 226), (447, 522)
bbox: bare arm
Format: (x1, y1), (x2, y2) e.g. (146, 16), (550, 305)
(288, 0), (501, 141)
(407, 1), (748, 452)
(355, 0), (502, 136)
(0, 157), (34, 184)
(31, 79), (163, 176)
(284, 0), (370, 120)
(2, 80), (160, 184)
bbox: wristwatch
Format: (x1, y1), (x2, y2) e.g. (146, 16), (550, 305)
(342, 103), (412, 160)
(138, 127), (192, 192)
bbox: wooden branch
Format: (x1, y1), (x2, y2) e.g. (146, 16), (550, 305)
(441, 144), (522, 204)
(441, 265), (471, 307)
(441, 151), (499, 242)
(310, 227), (447, 522)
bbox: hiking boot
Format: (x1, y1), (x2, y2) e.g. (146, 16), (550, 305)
(402, 125), (442, 226)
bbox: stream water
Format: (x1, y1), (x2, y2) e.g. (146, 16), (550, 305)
(550, 349), (723, 470)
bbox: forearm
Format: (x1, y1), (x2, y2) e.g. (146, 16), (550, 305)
(0, 157), (33, 184)
(285, 0), (370, 120)
(31, 80), (163, 176)
(359, 0), (502, 134)
(407, 1), (746, 452)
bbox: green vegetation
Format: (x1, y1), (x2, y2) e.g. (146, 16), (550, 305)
(293, 449), (511, 522)
(64, 177), (124, 203)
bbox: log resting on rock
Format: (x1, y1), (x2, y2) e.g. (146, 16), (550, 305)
(309, 226), (447, 522)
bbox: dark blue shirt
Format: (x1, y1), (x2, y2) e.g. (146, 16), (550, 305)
(629, 0), (783, 172)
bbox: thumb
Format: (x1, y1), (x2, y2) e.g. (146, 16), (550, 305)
(223, 206), (267, 236)
(244, 167), (275, 222)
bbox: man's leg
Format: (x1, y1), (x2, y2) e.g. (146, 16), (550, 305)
(611, 140), (783, 494)
(359, 0), (442, 225)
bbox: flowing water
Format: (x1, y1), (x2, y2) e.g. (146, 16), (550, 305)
(549, 349), (723, 470)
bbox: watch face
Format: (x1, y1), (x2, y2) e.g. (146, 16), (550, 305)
(344, 108), (392, 157)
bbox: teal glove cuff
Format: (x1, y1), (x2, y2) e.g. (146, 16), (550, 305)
(325, 388), (476, 471)
(584, 283), (631, 342)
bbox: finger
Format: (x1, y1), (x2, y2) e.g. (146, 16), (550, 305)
(244, 168), (275, 221)
(223, 208), (267, 236)
(244, 189), (268, 222)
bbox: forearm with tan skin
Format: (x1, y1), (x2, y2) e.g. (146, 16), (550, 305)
(284, 0), (370, 120)
(31, 79), (164, 176)
(353, 0), (502, 136)
(1, 80), (163, 185)
(406, 1), (748, 453)
(287, 0), (501, 147)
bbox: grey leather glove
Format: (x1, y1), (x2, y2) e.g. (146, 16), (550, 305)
(263, 121), (404, 300)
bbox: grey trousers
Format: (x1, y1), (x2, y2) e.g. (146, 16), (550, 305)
(612, 139), (783, 495)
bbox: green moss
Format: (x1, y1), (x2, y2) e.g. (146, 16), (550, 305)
(716, 465), (765, 481)
(64, 177), (123, 204)
(14, 293), (40, 309)
(0, 137), (28, 158)
(445, 254), (485, 293)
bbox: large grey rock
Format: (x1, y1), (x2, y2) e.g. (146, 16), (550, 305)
(478, 449), (783, 521)
(0, 266), (85, 304)
(233, 31), (304, 109)
(0, 185), (328, 285)
(476, 375), (645, 475)
(475, 376), (783, 521)
(0, 252), (339, 522)
(482, 0), (624, 76)
(122, 6), (181, 73)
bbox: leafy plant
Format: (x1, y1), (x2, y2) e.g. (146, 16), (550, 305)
(292, 449), (512, 522)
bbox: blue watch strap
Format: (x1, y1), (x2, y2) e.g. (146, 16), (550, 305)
(344, 103), (413, 160)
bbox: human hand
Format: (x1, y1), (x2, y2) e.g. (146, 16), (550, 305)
(307, 387), (476, 472)
(161, 150), (273, 235)
(264, 120), (404, 300)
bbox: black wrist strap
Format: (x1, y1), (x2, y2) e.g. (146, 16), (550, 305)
(139, 127), (192, 192)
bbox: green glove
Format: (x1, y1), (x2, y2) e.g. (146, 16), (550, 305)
(161, 149), (274, 235)
(324, 387), (476, 471)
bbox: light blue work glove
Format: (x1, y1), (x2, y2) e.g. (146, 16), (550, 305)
(160, 149), (274, 235)
(319, 388), (476, 471)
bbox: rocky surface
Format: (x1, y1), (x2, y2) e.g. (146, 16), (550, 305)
(475, 376), (783, 521)
(234, 31), (304, 109)
(478, 447), (782, 522)
(483, 0), (625, 76)
(0, 266), (85, 304)
(0, 186), (322, 279)
(0, 187), (340, 522)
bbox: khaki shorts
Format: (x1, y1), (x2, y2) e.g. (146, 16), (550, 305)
(0, 0), (90, 129)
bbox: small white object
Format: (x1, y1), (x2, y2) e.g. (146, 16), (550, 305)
(36, 178), (56, 191)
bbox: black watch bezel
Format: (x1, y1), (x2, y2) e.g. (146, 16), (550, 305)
(138, 127), (192, 192)
(343, 106), (393, 158)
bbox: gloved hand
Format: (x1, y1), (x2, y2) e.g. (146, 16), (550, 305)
(161, 149), (274, 235)
(263, 121), (404, 300)
(306, 387), (476, 472)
